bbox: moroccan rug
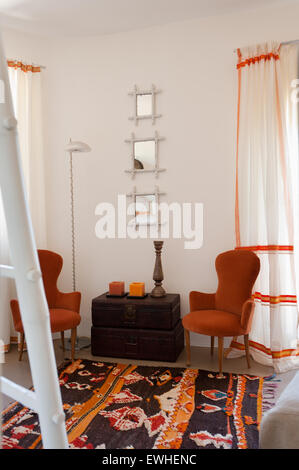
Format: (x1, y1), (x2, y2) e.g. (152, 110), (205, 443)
(2, 359), (279, 449)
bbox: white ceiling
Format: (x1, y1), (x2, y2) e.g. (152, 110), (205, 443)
(0, 0), (296, 37)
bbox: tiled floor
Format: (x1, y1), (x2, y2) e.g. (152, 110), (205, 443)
(1, 338), (296, 410)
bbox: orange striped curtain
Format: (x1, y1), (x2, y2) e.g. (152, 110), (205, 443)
(231, 41), (299, 372)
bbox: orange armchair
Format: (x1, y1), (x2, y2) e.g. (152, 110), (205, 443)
(182, 250), (260, 375)
(10, 249), (81, 361)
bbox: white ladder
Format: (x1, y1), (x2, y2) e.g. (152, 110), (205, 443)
(0, 32), (68, 449)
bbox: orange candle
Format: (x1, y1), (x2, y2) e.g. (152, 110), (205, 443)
(129, 282), (145, 297)
(109, 281), (125, 296)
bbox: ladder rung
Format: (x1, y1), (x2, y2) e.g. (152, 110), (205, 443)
(0, 264), (15, 279)
(0, 377), (37, 412)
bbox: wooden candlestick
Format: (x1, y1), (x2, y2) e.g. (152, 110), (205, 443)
(151, 240), (166, 298)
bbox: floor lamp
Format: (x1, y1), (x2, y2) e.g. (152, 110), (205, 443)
(65, 139), (91, 350)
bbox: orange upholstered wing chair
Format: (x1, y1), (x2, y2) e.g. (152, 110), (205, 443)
(182, 250), (260, 375)
(10, 249), (81, 362)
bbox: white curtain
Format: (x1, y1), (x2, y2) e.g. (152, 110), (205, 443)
(230, 41), (299, 372)
(0, 190), (11, 352)
(0, 61), (47, 353)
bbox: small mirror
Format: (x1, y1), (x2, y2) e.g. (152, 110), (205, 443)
(125, 132), (165, 178)
(134, 140), (155, 170)
(127, 186), (165, 227)
(135, 194), (157, 225)
(129, 85), (161, 125)
(136, 93), (152, 117)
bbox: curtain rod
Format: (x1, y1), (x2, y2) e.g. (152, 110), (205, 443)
(233, 39), (299, 53)
(281, 39), (299, 46)
(7, 58), (46, 69)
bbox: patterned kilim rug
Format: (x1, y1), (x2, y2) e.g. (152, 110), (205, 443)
(2, 359), (279, 449)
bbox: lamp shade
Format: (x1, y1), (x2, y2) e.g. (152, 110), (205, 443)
(65, 140), (91, 153)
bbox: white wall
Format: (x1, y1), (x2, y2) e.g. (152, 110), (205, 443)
(3, 1), (299, 347)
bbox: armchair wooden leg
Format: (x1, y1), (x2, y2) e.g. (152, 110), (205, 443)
(244, 334), (251, 368)
(218, 337), (224, 377)
(71, 328), (77, 362)
(185, 329), (191, 366)
(211, 336), (214, 356)
(19, 333), (25, 361)
(61, 331), (65, 352)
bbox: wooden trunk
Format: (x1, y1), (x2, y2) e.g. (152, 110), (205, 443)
(91, 293), (183, 362)
(92, 293), (180, 330)
(91, 321), (184, 362)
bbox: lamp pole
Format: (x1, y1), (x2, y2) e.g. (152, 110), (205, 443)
(65, 138), (91, 350)
(69, 148), (76, 292)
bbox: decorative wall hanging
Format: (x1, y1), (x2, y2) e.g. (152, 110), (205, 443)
(125, 131), (165, 179)
(126, 185), (166, 227)
(128, 84), (161, 125)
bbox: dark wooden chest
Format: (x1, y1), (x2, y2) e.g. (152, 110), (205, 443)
(91, 293), (184, 362)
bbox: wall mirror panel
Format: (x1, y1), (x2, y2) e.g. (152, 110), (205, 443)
(129, 84), (161, 125)
(134, 140), (155, 170)
(136, 93), (152, 117)
(125, 132), (165, 178)
(135, 194), (157, 225)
